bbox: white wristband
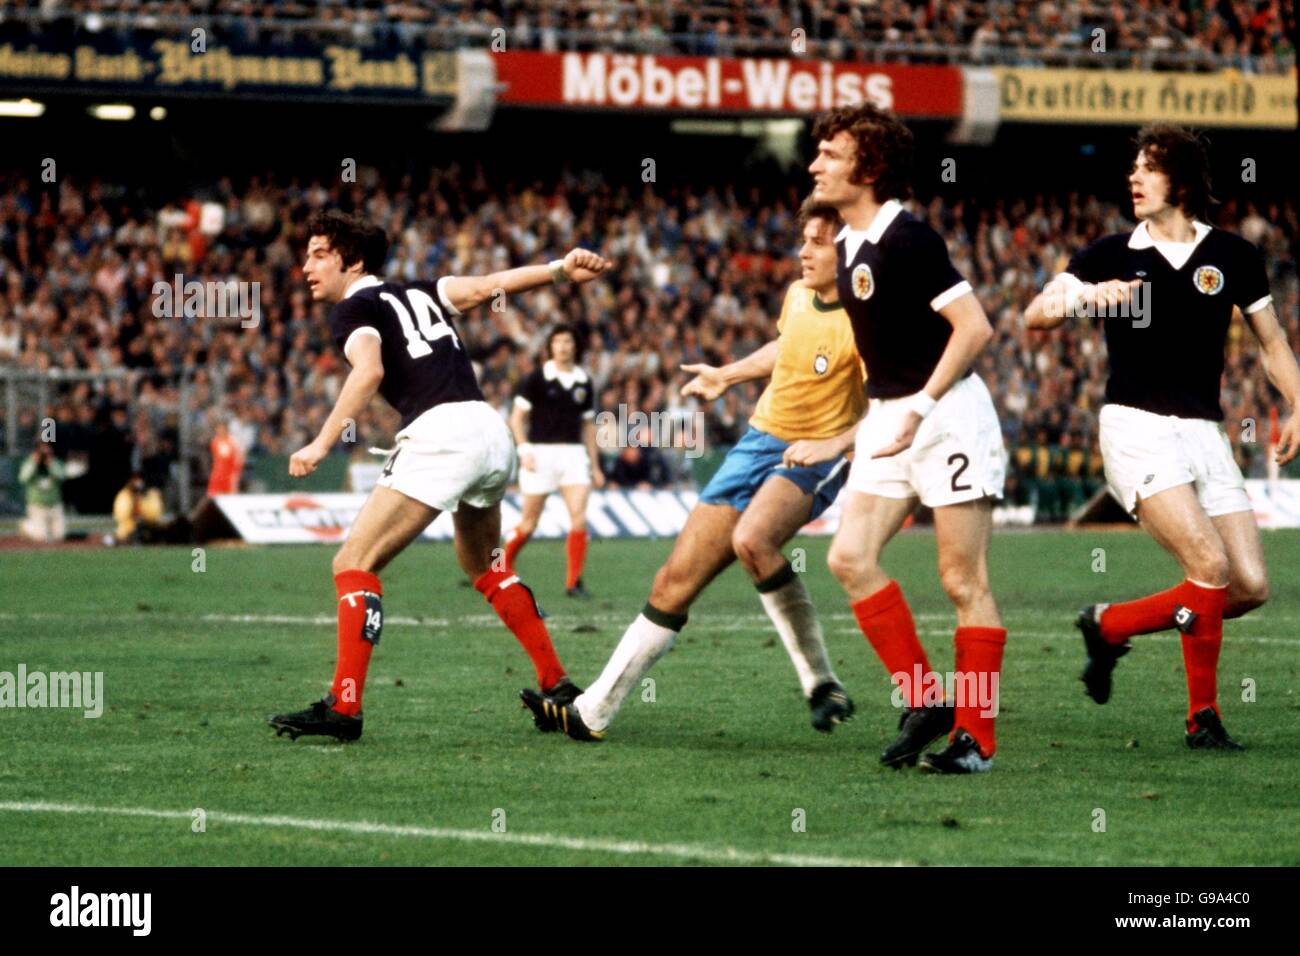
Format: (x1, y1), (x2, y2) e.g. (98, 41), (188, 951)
(909, 391), (938, 419)
(548, 259), (568, 284)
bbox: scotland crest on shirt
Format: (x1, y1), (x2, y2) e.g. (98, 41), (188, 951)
(1193, 265), (1224, 295)
(851, 263), (874, 300)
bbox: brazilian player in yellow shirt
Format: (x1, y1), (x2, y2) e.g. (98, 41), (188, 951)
(522, 200), (867, 740)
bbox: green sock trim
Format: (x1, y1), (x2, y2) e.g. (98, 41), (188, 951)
(642, 602), (687, 631)
(755, 561), (797, 594)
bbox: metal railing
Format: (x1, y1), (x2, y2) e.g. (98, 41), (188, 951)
(1, 365), (197, 514)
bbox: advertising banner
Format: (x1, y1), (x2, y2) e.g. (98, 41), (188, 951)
(495, 51), (962, 117)
(0, 36), (457, 102)
(993, 67), (1296, 128)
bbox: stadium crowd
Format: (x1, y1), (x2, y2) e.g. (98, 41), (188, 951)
(0, 165), (1296, 519)
(3, 0), (1294, 71)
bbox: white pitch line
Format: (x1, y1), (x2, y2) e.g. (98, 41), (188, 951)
(0, 800), (910, 868)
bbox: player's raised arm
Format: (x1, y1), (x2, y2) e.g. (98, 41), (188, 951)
(438, 248), (612, 312)
(1025, 276), (1142, 329)
(289, 333), (384, 477)
(680, 340), (779, 401)
(1024, 277), (1077, 329)
(1242, 302), (1300, 464)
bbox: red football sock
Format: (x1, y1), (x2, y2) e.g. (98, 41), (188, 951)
(1178, 580), (1227, 727)
(503, 528), (530, 571)
(475, 568), (566, 691)
(851, 580), (934, 708)
(953, 626), (1007, 757)
(565, 529), (589, 590)
(330, 569), (383, 717)
(1099, 580), (1196, 644)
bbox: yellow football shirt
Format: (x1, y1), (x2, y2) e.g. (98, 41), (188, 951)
(749, 282), (867, 442)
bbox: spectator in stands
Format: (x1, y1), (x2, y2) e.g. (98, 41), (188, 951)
(1031, 427), (1063, 522)
(1057, 431), (1089, 518)
(0, 1), (1293, 69)
(87, 405), (134, 515)
(605, 426), (671, 489)
(18, 443), (66, 543)
(0, 317), (19, 362)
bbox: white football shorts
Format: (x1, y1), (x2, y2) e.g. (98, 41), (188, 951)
(518, 442), (592, 495)
(1099, 403), (1250, 517)
(377, 400), (515, 512)
(846, 373), (1007, 508)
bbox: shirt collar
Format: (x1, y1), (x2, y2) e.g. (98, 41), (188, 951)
(835, 198), (904, 247)
(543, 359), (587, 387)
(1128, 219), (1211, 250)
(343, 274), (383, 299)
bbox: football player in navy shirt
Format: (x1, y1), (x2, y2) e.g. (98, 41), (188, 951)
(787, 104), (1009, 774)
(505, 324), (605, 598)
(268, 210), (611, 741)
(1026, 125), (1300, 750)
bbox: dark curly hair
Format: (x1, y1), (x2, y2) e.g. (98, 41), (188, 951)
(811, 104), (914, 202)
(305, 209), (389, 274)
(1133, 125), (1215, 221)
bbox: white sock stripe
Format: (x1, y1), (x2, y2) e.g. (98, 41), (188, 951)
(339, 590), (379, 606)
(1185, 578), (1229, 590)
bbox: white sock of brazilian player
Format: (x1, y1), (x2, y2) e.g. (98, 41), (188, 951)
(574, 603), (686, 732)
(755, 560), (836, 697)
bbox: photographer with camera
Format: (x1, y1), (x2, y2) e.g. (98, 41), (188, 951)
(111, 471), (165, 545)
(18, 443), (66, 543)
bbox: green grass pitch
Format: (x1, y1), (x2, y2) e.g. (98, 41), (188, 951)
(1, 529), (1297, 866)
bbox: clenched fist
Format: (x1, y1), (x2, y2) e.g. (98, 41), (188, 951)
(562, 249), (613, 283)
(289, 440), (328, 477)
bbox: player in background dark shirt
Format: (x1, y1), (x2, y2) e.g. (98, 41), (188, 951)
(1026, 126), (1300, 749)
(505, 324), (605, 598)
(268, 210), (611, 741)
